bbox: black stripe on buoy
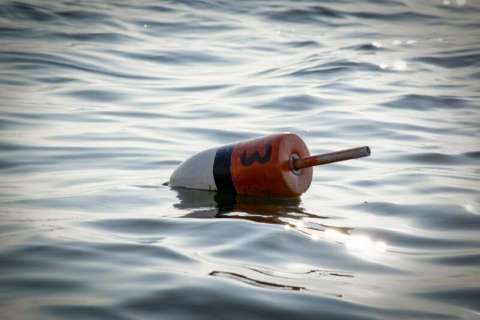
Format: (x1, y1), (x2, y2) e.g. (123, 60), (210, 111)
(213, 145), (236, 194)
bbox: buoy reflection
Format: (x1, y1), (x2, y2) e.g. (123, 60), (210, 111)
(173, 187), (328, 225)
(172, 188), (387, 256)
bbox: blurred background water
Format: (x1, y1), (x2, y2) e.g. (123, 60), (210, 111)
(1, 0), (479, 319)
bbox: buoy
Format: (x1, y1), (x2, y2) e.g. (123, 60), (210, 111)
(169, 133), (370, 197)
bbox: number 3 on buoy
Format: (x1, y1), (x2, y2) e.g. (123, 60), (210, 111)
(169, 133), (370, 197)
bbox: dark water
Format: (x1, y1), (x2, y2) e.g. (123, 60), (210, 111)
(1, 0), (480, 319)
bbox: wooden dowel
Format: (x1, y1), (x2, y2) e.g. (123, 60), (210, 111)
(293, 146), (371, 170)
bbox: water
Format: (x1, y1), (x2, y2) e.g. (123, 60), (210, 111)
(1, 0), (479, 319)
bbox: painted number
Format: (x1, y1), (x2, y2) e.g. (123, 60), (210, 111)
(240, 142), (272, 166)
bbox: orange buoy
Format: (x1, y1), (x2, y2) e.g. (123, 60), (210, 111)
(169, 133), (370, 197)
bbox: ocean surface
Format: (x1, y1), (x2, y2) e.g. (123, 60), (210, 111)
(1, 0), (479, 319)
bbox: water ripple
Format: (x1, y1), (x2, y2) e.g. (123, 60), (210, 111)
(354, 202), (480, 231)
(383, 94), (474, 110)
(0, 51), (159, 81)
(415, 52), (480, 69)
(1, 0), (479, 319)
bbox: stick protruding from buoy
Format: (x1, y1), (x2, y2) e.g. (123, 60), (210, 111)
(292, 146), (371, 170)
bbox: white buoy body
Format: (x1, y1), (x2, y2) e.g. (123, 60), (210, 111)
(170, 147), (218, 191)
